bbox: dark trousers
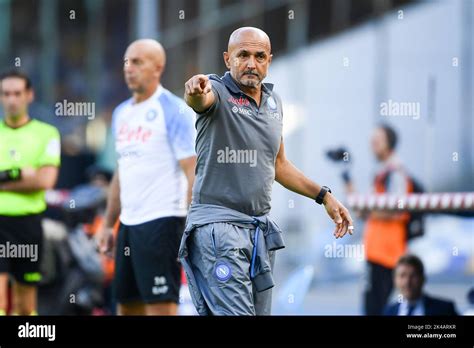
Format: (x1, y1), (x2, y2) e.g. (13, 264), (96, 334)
(364, 261), (394, 315)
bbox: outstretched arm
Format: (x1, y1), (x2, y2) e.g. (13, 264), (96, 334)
(274, 138), (354, 239)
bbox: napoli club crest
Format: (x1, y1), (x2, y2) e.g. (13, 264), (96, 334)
(145, 109), (157, 121)
(267, 96), (277, 110)
(214, 261), (232, 281)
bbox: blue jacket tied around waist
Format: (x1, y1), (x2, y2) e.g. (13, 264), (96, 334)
(178, 203), (285, 292)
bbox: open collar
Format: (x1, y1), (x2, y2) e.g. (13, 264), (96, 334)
(222, 71), (274, 95)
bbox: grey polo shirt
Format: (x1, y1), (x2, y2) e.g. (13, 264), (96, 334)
(192, 72), (283, 216)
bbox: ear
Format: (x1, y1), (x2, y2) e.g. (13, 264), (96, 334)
(223, 51), (231, 69)
(27, 88), (35, 104)
(156, 64), (164, 78)
(268, 54), (273, 65)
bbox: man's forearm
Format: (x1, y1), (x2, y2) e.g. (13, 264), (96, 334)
(184, 170), (194, 207)
(0, 180), (42, 193)
(186, 184), (193, 207)
(179, 156), (196, 208)
(104, 171), (121, 228)
(0, 167), (57, 192)
(275, 159), (321, 200)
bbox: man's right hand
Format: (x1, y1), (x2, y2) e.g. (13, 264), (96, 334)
(184, 74), (215, 112)
(96, 226), (115, 258)
(185, 74), (212, 96)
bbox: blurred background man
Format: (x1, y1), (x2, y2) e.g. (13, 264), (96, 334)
(98, 39), (196, 316)
(0, 70), (60, 315)
(342, 124), (416, 315)
(384, 254), (458, 316)
(363, 125), (414, 315)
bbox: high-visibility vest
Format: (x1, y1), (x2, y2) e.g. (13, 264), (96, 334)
(363, 167), (413, 268)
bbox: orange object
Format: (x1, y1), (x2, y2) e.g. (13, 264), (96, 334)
(85, 215), (120, 284)
(363, 168), (413, 269)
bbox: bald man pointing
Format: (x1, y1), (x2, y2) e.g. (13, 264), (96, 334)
(98, 39), (196, 315)
(179, 27), (354, 315)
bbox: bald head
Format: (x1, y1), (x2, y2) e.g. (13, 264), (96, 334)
(126, 39), (166, 68)
(224, 27), (273, 90)
(227, 27), (271, 54)
(123, 39), (166, 98)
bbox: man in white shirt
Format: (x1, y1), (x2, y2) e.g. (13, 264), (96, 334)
(98, 39), (196, 315)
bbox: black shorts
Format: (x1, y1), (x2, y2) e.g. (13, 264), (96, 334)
(0, 214), (43, 285)
(113, 216), (185, 304)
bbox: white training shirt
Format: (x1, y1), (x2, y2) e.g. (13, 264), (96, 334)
(112, 85), (196, 225)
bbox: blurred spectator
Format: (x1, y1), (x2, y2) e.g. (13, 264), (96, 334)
(345, 124), (416, 315)
(464, 288), (474, 316)
(0, 70), (61, 315)
(384, 254), (458, 316)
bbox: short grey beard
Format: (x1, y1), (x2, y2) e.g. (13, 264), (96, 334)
(239, 79), (260, 89)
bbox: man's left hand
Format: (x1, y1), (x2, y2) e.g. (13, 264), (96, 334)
(323, 193), (355, 239)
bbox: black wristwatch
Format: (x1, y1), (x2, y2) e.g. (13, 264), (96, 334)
(0, 168), (22, 183)
(315, 186), (331, 205)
